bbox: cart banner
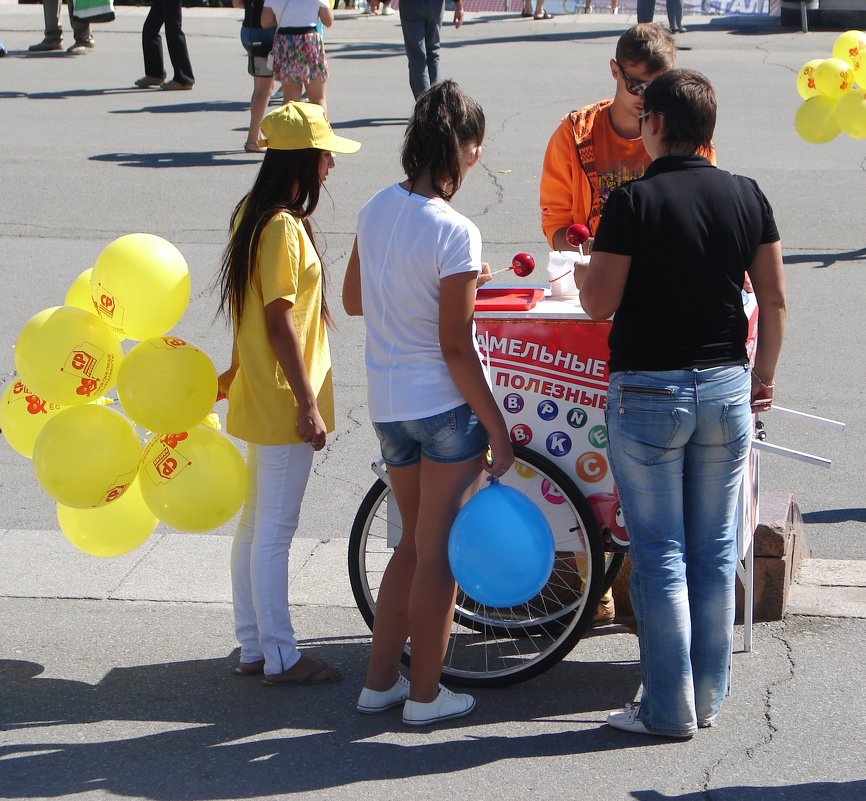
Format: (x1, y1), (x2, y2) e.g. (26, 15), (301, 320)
(476, 317), (630, 550)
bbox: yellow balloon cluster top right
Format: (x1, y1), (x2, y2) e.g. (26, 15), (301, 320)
(794, 30), (866, 143)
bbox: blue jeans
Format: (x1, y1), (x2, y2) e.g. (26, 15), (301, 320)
(605, 365), (751, 736)
(399, 0), (444, 99)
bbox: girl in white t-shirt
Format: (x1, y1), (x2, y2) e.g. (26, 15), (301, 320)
(262, 0), (333, 113)
(342, 81), (514, 727)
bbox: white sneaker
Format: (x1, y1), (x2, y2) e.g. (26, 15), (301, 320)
(356, 674), (410, 714)
(381, 5), (395, 13)
(606, 703), (693, 739)
(402, 686), (476, 726)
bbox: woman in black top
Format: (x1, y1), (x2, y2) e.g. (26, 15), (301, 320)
(579, 69), (786, 738)
(234, 0), (276, 153)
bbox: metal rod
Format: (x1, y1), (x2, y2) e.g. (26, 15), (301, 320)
(768, 405), (846, 430)
(751, 439), (832, 467)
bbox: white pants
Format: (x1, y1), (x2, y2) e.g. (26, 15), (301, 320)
(231, 442), (314, 675)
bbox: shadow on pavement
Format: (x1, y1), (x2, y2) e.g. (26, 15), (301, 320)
(803, 507), (866, 524)
(784, 247), (866, 269)
(90, 151), (260, 168)
(1, 643), (643, 798)
(631, 781), (866, 800)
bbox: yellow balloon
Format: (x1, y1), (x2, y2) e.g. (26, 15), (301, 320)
(814, 58), (855, 98)
(14, 306), (124, 405)
(836, 88), (866, 138)
(0, 379), (67, 458)
(90, 233), (191, 341)
(57, 479), (158, 557)
(64, 268), (97, 314)
(796, 59), (824, 100)
(795, 96), (841, 144)
(33, 404), (141, 509)
(832, 30), (866, 73)
(117, 336), (218, 434)
(138, 425), (247, 532)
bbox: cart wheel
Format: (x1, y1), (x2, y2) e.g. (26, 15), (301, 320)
(347, 444), (605, 687)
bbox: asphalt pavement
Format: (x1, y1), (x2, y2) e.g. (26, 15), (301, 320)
(1, 5), (865, 800)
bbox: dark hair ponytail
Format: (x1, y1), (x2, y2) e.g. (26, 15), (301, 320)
(401, 80), (485, 201)
(217, 148), (332, 327)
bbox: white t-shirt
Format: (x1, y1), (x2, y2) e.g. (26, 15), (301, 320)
(357, 183), (483, 423)
(265, 0), (328, 28)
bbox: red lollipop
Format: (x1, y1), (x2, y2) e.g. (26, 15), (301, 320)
(511, 252), (536, 277)
(489, 253), (536, 278)
(566, 224), (590, 248)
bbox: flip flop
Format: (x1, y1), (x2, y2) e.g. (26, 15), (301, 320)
(262, 657), (342, 686)
(534, 11), (554, 18)
(231, 659), (265, 676)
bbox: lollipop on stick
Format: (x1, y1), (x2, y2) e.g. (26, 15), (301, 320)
(489, 253), (536, 278)
(566, 224), (590, 259)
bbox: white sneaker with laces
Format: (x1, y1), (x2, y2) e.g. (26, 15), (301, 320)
(606, 703), (693, 739)
(357, 674), (410, 714)
(402, 686), (476, 726)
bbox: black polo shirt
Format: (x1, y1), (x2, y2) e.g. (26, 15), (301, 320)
(592, 155), (780, 373)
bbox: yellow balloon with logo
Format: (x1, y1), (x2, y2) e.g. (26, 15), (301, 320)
(814, 58), (855, 98)
(794, 96), (841, 144)
(832, 30), (866, 72)
(14, 306), (124, 406)
(57, 479), (158, 557)
(836, 88), (866, 139)
(64, 268), (97, 314)
(90, 233), (191, 341)
(796, 59), (823, 100)
(0, 378), (67, 458)
(33, 404), (142, 509)
(138, 424), (247, 532)
(117, 337), (218, 434)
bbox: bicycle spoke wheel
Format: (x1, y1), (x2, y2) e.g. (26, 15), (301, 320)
(347, 445), (605, 687)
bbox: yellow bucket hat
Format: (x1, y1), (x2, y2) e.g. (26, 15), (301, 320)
(258, 102), (361, 153)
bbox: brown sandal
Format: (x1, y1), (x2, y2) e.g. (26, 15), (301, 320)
(262, 656), (342, 686)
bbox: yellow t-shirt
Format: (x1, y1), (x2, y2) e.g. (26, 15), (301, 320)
(226, 211), (334, 445)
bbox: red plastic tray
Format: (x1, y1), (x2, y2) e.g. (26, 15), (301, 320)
(474, 287), (545, 312)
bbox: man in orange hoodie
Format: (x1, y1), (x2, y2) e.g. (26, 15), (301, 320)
(540, 23), (676, 252)
(539, 24), (676, 624)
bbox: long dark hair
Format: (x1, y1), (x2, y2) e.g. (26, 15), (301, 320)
(217, 148), (331, 327)
(401, 80), (485, 201)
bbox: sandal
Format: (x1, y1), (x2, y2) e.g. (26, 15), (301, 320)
(534, 10), (554, 18)
(520, 10), (533, 15)
(231, 658), (265, 676)
(244, 141), (264, 154)
(262, 655), (342, 686)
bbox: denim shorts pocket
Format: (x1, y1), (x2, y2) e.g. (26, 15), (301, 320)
(425, 410), (457, 444)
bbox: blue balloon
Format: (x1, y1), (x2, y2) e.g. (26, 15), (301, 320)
(448, 480), (555, 608)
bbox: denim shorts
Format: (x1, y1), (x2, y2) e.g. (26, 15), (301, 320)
(373, 403), (489, 468)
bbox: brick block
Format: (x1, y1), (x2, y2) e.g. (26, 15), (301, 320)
(607, 493), (810, 623)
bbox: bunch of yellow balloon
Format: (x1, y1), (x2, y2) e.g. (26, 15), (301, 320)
(2, 233), (247, 558)
(795, 30), (866, 143)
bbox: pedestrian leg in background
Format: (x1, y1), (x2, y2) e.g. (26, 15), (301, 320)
(399, 0), (443, 100)
(140, 0), (168, 83)
(161, 0), (195, 88)
(29, 0), (63, 51)
(636, 0), (655, 22)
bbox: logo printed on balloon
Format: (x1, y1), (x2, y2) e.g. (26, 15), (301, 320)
(540, 478), (565, 505)
(537, 400), (558, 421)
(146, 434), (192, 484)
(96, 289), (122, 324)
(576, 451), (608, 483)
(588, 424), (608, 449)
(567, 407), (588, 429)
(546, 431), (572, 457)
(504, 393), (524, 414)
(104, 483), (131, 504)
(510, 424), (533, 445)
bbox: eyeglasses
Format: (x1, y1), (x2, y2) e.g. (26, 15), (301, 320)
(637, 110), (663, 129)
(615, 60), (651, 96)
